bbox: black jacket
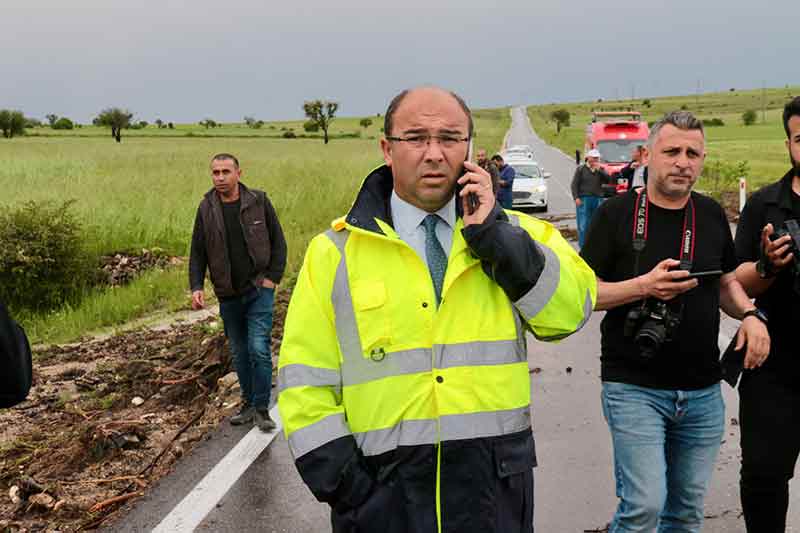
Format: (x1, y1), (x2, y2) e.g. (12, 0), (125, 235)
(618, 162), (648, 187)
(571, 164), (610, 199)
(189, 182), (287, 299)
(296, 166), (541, 533)
(0, 302), (32, 408)
(735, 169), (800, 374)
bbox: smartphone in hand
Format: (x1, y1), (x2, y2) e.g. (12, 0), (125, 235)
(677, 269), (723, 281)
(460, 139), (479, 215)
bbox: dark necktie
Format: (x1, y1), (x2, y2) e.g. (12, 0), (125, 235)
(422, 214), (447, 304)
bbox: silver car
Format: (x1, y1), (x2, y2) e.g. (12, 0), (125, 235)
(508, 159), (550, 212)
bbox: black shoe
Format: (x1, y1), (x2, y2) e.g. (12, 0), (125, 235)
(230, 404), (255, 426)
(254, 407), (276, 432)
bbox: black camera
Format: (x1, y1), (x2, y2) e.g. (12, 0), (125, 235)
(769, 219), (800, 292)
(624, 299), (683, 359)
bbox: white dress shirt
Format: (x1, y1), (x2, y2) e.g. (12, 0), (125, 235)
(390, 190), (456, 265)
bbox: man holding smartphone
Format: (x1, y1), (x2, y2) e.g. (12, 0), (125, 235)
(278, 86), (596, 533)
(733, 96), (800, 532)
(580, 111), (769, 532)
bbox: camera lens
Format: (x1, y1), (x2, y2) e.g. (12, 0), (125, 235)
(636, 321), (666, 359)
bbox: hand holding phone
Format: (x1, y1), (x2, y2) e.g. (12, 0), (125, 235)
(676, 269), (723, 281)
(462, 139), (479, 215)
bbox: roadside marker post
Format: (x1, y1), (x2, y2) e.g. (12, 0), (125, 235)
(740, 177), (747, 213)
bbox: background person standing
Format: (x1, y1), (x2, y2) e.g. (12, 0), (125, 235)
(476, 148), (499, 193)
(189, 153), (287, 432)
(571, 148), (610, 248)
(492, 153), (515, 209)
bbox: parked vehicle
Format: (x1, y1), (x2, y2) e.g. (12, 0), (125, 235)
(584, 111), (649, 193)
(507, 157), (549, 212)
(502, 144), (536, 161)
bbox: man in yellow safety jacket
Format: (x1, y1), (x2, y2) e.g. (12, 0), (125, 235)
(278, 86), (596, 533)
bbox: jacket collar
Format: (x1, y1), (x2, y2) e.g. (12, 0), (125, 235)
(762, 169), (797, 211)
(346, 165), (466, 234)
(204, 182), (257, 209)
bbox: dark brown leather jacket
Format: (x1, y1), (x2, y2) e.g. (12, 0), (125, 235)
(189, 182), (287, 299)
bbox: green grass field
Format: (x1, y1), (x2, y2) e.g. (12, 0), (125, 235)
(3, 109), (509, 343)
(528, 85), (799, 188)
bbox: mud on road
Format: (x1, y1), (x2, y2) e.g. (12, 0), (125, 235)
(0, 289), (290, 532)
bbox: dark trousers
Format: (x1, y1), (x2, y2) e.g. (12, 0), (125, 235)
(739, 368), (800, 532)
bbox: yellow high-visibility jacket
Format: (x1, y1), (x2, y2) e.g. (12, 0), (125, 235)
(278, 166), (596, 533)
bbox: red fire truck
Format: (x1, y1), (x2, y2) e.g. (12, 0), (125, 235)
(585, 111), (649, 194)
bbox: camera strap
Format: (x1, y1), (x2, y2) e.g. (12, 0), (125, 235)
(632, 189), (696, 275)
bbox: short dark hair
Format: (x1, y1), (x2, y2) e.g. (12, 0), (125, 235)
(491, 154), (503, 163)
(211, 153), (239, 168)
(383, 87), (474, 138)
(647, 111), (704, 148)
(783, 96), (800, 138)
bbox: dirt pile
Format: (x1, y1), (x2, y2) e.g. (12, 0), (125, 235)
(0, 284), (292, 531)
(99, 249), (182, 287)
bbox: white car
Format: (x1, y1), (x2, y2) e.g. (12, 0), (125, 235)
(507, 158), (549, 212)
(502, 144), (536, 161)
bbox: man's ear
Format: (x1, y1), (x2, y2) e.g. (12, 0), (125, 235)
(380, 137), (393, 167)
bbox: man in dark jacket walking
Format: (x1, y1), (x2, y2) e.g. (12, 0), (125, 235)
(189, 153), (287, 432)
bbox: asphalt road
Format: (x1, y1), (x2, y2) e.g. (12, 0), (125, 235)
(110, 109), (798, 532)
(505, 106), (578, 223)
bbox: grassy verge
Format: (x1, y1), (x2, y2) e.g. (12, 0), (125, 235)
(5, 108), (509, 344)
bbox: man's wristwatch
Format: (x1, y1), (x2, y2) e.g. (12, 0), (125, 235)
(742, 308), (768, 325)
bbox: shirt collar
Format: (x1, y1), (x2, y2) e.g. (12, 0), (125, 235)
(390, 190), (456, 234)
(762, 168), (797, 211)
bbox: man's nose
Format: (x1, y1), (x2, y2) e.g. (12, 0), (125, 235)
(423, 139), (445, 160)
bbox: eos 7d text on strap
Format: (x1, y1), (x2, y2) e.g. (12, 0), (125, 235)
(631, 188), (696, 276)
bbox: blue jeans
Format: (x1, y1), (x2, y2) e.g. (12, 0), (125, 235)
(601, 381), (725, 533)
(219, 286), (275, 409)
(576, 195), (602, 248)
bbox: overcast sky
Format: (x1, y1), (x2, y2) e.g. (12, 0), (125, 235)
(1, 0), (796, 123)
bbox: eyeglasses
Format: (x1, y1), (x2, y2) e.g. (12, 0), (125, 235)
(386, 134), (470, 149)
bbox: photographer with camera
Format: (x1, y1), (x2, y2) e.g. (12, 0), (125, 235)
(581, 111), (769, 532)
(733, 96), (800, 533)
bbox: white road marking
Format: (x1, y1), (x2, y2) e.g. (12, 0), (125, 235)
(152, 405), (283, 533)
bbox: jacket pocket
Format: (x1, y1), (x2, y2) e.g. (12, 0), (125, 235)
(351, 280), (392, 358)
(493, 432), (535, 533)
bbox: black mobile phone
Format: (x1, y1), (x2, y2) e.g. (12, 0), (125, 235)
(461, 139), (479, 215)
(680, 269), (723, 280)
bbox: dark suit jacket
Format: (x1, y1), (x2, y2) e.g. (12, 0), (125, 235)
(0, 302), (32, 408)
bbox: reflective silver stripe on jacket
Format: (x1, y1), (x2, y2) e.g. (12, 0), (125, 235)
(325, 230), (364, 363)
(278, 364), (341, 395)
(288, 412), (351, 459)
(324, 229), (526, 387)
(434, 339), (525, 369)
(513, 242), (560, 320)
(354, 406), (531, 457)
(354, 419), (438, 457)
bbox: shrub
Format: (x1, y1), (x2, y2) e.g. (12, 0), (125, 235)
(702, 118), (725, 127)
(0, 200), (94, 312)
(282, 130), (296, 138)
(303, 120), (319, 132)
(52, 117), (74, 130)
(359, 118), (373, 128)
(742, 109), (757, 126)
(642, 99), (652, 108)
